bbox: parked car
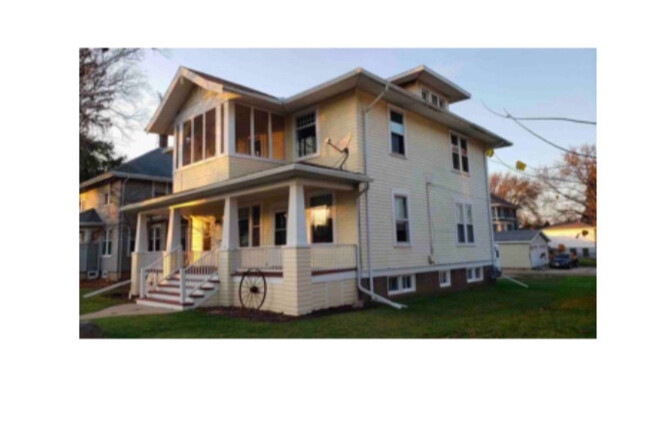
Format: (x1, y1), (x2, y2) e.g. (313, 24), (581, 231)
(550, 253), (578, 269)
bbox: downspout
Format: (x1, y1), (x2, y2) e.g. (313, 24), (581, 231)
(358, 84), (406, 309)
(483, 146), (497, 277)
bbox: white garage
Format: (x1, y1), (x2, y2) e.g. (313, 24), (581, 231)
(494, 230), (550, 269)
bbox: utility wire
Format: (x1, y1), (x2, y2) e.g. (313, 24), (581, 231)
(482, 102), (597, 159)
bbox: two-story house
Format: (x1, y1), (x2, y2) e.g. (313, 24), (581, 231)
(79, 144), (173, 281)
(121, 65), (512, 316)
(491, 194), (519, 232)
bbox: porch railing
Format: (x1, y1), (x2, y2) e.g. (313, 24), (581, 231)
(140, 246), (183, 298)
(311, 244), (357, 271)
(234, 246), (283, 271)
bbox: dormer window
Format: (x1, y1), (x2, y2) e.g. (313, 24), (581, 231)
(421, 89), (429, 102)
(421, 86), (447, 109)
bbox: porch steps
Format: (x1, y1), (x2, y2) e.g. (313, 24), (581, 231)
(136, 277), (220, 310)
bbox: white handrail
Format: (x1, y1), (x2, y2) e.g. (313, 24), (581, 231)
(140, 246), (182, 299)
(180, 247), (219, 303)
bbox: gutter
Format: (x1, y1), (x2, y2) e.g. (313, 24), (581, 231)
(358, 85), (406, 310)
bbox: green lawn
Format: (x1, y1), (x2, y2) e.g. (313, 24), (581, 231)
(87, 275), (596, 338)
(80, 287), (130, 315)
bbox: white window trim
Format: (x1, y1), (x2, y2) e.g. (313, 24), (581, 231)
(455, 201), (475, 246)
(174, 99), (222, 171)
(449, 131), (471, 176)
(387, 274), (416, 295)
(392, 189), (412, 247)
(467, 267), (483, 283)
(102, 229), (113, 257)
(293, 107), (320, 160)
(237, 203), (263, 248)
(306, 191), (336, 244)
(387, 104), (407, 158)
(420, 85), (448, 109)
(439, 270), (451, 288)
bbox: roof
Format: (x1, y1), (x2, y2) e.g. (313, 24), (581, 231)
(544, 221), (594, 230)
(80, 148), (172, 190)
(490, 194), (518, 209)
(146, 66), (513, 149)
(79, 209), (103, 226)
(120, 163), (372, 214)
(494, 230), (550, 243)
(387, 65), (471, 103)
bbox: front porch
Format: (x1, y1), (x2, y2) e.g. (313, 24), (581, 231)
(124, 165), (369, 316)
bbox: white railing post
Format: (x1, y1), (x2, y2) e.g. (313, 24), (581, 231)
(179, 267), (186, 305)
(140, 268), (146, 299)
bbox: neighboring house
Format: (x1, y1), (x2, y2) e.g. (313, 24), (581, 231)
(491, 194), (519, 232)
(543, 221), (597, 258)
(79, 145), (173, 281)
(122, 65), (512, 315)
(494, 230), (550, 269)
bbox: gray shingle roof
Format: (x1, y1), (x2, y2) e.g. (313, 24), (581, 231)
(113, 147), (172, 178)
(80, 209), (103, 225)
(494, 230), (549, 243)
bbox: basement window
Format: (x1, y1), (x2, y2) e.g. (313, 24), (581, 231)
(439, 270), (451, 288)
(467, 267), (483, 283)
(388, 274), (416, 295)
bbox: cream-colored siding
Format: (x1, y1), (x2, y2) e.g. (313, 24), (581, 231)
(359, 91), (492, 272)
(289, 90), (362, 173)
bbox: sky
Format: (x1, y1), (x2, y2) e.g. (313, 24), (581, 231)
(117, 48), (596, 175)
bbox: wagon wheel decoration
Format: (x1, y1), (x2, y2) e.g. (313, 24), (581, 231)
(239, 268), (267, 310)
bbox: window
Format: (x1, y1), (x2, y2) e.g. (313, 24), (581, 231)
(389, 109), (405, 156)
(421, 89), (429, 102)
(103, 190), (110, 205)
(148, 225), (163, 252)
(456, 203), (474, 244)
(582, 248), (590, 257)
(310, 194), (333, 243)
(430, 92), (440, 107)
(274, 211), (287, 246)
(393, 193), (410, 244)
(220, 105), (226, 154)
(569, 248), (578, 256)
(235, 104), (251, 155)
(193, 114), (204, 162)
(271, 114), (285, 160)
(439, 270), (451, 288)
(238, 206), (261, 247)
(388, 275), (416, 295)
(102, 229), (113, 257)
(451, 134), (470, 173)
(205, 108), (216, 158)
(295, 111), (317, 158)
(253, 109), (269, 158)
(467, 267), (483, 283)
(182, 120), (192, 166)
(153, 182), (167, 197)
(175, 125), (181, 169)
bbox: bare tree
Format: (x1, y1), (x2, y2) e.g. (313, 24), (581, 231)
(79, 48), (148, 181)
(536, 144), (596, 226)
(490, 172), (544, 227)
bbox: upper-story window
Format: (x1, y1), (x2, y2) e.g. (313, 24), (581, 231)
(178, 106), (221, 169)
(389, 109), (405, 156)
(421, 87), (447, 109)
(235, 104), (285, 160)
(103, 190), (110, 205)
(295, 110), (317, 158)
(451, 134), (470, 173)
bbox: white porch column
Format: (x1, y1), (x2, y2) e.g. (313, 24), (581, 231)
(221, 196), (239, 250)
(286, 181), (307, 247)
(130, 212), (149, 298)
(134, 212), (148, 253)
(166, 209), (182, 251)
(216, 196), (238, 306)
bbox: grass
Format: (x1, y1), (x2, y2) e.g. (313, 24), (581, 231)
(80, 287), (130, 316)
(87, 275), (596, 338)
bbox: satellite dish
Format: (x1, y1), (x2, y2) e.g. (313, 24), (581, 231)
(328, 133), (351, 152)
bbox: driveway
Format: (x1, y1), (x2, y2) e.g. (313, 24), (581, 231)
(503, 267), (596, 277)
